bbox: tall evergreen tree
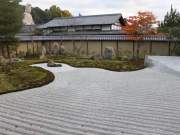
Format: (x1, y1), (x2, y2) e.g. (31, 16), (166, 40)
(0, 0), (23, 57)
(0, 0), (23, 37)
(159, 5), (180, 55)
(159, 5), (180, 32)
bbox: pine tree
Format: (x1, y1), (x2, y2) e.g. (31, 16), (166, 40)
(0, 0), (23, 37)
(0, 0), (23, 57)
(159, 5), (180, 55)
(159, 5), (180, 32)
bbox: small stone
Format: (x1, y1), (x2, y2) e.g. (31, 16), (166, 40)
(47, 60), (62, 67)
(90, 54), (102, 60)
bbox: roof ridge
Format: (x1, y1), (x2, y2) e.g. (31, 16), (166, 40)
(53, 13), (122, 20)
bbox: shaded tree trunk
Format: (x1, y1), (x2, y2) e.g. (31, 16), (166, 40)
(0, 42), (1, 56)
(137, 41), (140, 59)
(171, 40), (177, 55)
(1, 45), (5, 57)
(6, 44), (10, 58)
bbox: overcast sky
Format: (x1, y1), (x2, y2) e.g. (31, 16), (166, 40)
(21, 0), (180, 21)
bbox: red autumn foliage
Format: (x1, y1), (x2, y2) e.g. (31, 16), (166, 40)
(122, 11), (159, 35)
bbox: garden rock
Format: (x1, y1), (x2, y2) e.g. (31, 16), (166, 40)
(90, 54), (102, 60)
(60, 45), (65, 55)
(10, 58), (23, 63)
(104, 47), (115, 59)
(47, 60), (62, 67)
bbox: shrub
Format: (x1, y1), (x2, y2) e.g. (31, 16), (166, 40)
(175, 46), (180, 56)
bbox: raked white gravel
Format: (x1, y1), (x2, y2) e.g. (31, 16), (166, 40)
(0, 56), (180, 135)
(32, 63), (78, 73)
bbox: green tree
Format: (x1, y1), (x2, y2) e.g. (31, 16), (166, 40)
(159, 5), (180, 55)
(47, 5), (63, 20)
(46, 5), (72, 20)
(31, 7), (49, 24)
(24, 5), (72, 24)
(168, 27), (180, 56)
(159, 5), (180, 32)
(0, 0), (23, 58)
(61, 10), (72, 17)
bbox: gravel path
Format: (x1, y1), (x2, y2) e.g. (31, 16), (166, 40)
(1, 57), (180, 135)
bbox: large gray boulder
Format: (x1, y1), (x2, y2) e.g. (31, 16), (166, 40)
(104, 47), (115, 59)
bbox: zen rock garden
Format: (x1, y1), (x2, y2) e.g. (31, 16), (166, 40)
(0, 1), (180, 135)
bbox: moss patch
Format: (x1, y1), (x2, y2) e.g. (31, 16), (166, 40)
(0, 56), (144, 95)
(51, 56), (145, 72)
(0, 61), (54, 94)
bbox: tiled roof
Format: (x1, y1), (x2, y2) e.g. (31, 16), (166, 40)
(18, 25), (36, 36)
(17, 35), (170, 41)
(39, 13), (122, 29)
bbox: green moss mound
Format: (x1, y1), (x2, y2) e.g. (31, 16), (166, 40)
(0, 56), (144, 95)
(0, 61), (54, 94)
(51, 56), (145, 72)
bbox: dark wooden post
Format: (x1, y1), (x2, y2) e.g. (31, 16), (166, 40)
(168, 41), (171, 56)
(32, 41), (35, 56)
(59, 40), (62, 55)
(0, 43), (1, 55)
(0, 45), (2, 56)
(38, 42), (41, 55)
(2, 45), (5, 57)
(26, 42), (29, 52)
(26, 42), (29, 56)
(35, 42), (38, 55)
(133, 40), (135, 58)
(116, 40), (119, 57)
(86, 40), (89, 56)
(73, 40), (75, 54)
(15, 44), (18, 56)
(49, 41), (51, 55)
(137, 41), (140, 58)
(101, 40), (103, 57)
(58, 41), (60, 55)
(150, 41), (152, 55)
(36, 42), (39, 55)
(6, 44), (10, 58)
